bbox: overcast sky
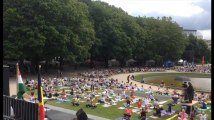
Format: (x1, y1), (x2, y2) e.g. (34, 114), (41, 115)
(94, 0), (211, 40)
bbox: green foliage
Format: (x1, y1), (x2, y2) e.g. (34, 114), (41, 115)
(182, 34), (211, 63)
(3, 0), (95, 65)
(4, 0), (206, 67)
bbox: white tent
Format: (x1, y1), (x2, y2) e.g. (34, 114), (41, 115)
(178, 59), (183, 63)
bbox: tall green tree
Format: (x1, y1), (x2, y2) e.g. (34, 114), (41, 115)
(4, 0), (95, 71)
(182, 34), (211, 63)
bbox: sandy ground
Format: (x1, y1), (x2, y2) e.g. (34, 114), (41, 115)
(107, 71), (184, 94)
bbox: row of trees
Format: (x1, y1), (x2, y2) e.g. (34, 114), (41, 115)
(3, 0), (211, 71)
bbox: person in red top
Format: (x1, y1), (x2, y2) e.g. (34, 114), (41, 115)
(136, 99), (143, 108)
(124, 106), (133, 118)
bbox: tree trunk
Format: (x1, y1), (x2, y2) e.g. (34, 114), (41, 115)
(31, 59), (39, 74)
(59, 56), (63, 71)
(120, 60), (126, 68)
(90, 54), (94, 69)
(104, 59), (109, 68)
(74, 64), (78, 70)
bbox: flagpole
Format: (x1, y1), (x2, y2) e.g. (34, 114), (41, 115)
(16, 63), (19, 94)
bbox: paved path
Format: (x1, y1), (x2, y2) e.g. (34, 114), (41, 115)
(45, 104), (110, 120)
(108, 71), (198, 95)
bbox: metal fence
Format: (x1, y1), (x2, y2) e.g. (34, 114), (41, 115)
(3, 95), (38, 120)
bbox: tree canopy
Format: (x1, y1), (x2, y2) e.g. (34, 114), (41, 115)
(4, 0), (210, 70)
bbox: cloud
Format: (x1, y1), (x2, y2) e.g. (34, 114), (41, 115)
(93, 0), (211, 40)
(94, 0), (204, 17)
(198, 29), (211, 40)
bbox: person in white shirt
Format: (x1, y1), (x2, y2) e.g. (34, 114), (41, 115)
(199, 112), (207, 120)
(115, 93), (122, 101)
(98, 95), (106, 103)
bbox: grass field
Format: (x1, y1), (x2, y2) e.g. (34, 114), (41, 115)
(134, 73), (211, 88)
(46, 96), (211, 120)
(134, 73), (211, 80)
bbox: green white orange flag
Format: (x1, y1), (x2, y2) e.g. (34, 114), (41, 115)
(38, 65), (45, 120)
(17, 64), (26, 99)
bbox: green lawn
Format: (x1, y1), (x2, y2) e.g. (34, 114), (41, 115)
(46, 97), (211, 120)
(26, 87), (211, 120)
(134, 73), (211, 89)
(134, 73), (211, 80)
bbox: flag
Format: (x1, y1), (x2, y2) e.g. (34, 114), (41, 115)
(202, 56), (205, 65)
(17, 64), (26, 99)
(38, 65), (45, 120)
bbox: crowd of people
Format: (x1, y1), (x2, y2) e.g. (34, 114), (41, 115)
(24, 66), (211, 120)
(173, 65), (211, 73)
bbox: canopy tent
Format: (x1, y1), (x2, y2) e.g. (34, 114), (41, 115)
(146, 60), (155, 66)
(178, 59), (183, 63)
(163, 60), (175, 67)
(127, 59), (136, 63)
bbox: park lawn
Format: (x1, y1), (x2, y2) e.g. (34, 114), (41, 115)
(134, 73), (211, 80)
(134, 73), (211, 88)
(47, 98), (211, 120)
(142, 78), (183, 88)
(26, 87), (211, 120)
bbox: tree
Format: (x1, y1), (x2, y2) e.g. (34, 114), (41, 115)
(4, 0), (95, 71)
(182, 34), (211, 63)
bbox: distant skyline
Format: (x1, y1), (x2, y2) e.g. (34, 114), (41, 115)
(94, 0), (211, 40)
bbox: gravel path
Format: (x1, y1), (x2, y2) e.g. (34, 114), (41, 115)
(107, 71), (203, 95)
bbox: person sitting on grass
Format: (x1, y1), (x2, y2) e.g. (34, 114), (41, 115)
(172, 93), (179, 104)
(124, 98), (131, 108)
(144, 96), (151, 106)
(124, 106), (132, 119)
(70, 88), (74, 96)
(130, 90), (136, 99)
(86, 97), (97, 109)
(153, 105), (163, 117)
(149, 93), (155, 101)
(153, 99), (159, 109)
(199, 112), (208, 120)
(139, 108), (147, 120)
(190, 108), (196, 120)
(98, 95), (106, 104)
(178, 109), (188, 120)
(138, 85), (144, 92)
(30, 92), (36, 102)
(72, 95), (80, 106)
(136, 99), (143, 109)
(61, 89), (67, 100)
(115, 93), (122, 101)
(163, 88), (169, 96)
(144, 105), (150, 112)
(156, 87), (162, 95)
(201, 100), (207, 109)
(47, 91), (52, 98)
(147, 86), (153, 94)
(160, 80), (165, 88)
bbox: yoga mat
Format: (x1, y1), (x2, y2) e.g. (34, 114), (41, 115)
(159, 101), (168, 104)
(150, 116), (159, 119)
(103, 104), (111, 107)
(118, 107), (125, 109)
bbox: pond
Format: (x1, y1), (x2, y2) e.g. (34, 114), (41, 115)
(143, 76), (211, 92)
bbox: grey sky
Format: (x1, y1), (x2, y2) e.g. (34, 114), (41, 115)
(94, 0), (211, 40)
